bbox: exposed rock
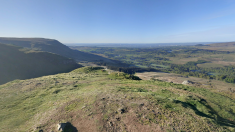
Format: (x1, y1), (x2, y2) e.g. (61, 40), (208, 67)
(228, 88), (235, 93)
(57, 123), (67, 131)
(82, 106), (86, 109)
(118, 107), (126, 114)
(182, 80), (193, 85)
(109, 121), (113, 126)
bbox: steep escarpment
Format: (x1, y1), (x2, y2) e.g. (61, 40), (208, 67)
(0, 43), (82, 85)
(0, 37), (115, 63)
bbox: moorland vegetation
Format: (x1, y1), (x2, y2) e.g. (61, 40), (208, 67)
(0, 67), (234, 131)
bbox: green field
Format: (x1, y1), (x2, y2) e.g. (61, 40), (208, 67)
(197, 63), (224, 68)
(72, 46), (235, 83)
(151, 64), (169, 68)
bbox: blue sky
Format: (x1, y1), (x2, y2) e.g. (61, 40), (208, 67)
(0, 0), (235, 43)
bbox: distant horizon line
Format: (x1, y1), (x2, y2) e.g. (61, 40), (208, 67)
(65, 42), (218, 44)
(64, 42), (223, 44)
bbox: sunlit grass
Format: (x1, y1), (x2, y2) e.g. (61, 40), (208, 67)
(0, 67), (234, 131)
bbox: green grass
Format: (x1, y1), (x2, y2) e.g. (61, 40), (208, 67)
(0, 43), (82, 85)
(108, 72), (141, 80)
(0, 67), (234, 132)
(151, 64), (169, 68)
(197, 63), (224, 68)
(135, 65), (148, 68)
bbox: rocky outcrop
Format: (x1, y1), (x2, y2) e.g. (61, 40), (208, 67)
(57, 123), (67, 131)
(182, 80), (193, 85)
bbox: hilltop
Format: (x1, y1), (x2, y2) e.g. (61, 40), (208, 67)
(0, 43), (82, 85)
(0, 67), (234, 132)
(0, 37), (116, 63)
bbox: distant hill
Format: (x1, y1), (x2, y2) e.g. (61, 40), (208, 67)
(0, 37), (115, 63)
(0, 43), (82, 85)
(207, 42), (235, 47)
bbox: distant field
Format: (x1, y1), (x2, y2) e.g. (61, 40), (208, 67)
(197, 46), (235, 51)
(202, 54), (235, 61)
(168, 57), (199, 64)
(151, 64), (169, 68)
(73, 46), (235, 82)
(168, 53), (235, 67)
(197, 63), (224, 68)
(212, 61), (235, 66)
(208, 72), (220, 76)
(136, 65), (148, 68)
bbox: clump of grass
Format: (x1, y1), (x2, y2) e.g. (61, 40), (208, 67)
(108, 72), (141, 80)
(117, 86), (148, 92)
(65, 102), (79, 112)
(72, 66), (104, 73)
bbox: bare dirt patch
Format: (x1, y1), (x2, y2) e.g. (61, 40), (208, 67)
(136, 72), (235, 99)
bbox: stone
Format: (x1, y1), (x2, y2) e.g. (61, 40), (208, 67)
(82, 106), (86, 109)
(118, 107), (126, 114)
(57, 123), (67, 131)
(182, 80), (193, 85)
(109, 121), (113, 126)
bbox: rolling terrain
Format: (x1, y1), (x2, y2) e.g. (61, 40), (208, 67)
(74, 45), (235, 83)
(0, 37), (116, 63)
(0, 67), (234, 132)
(1, 39), (235, 132)
(196, 42), (235, 51)
(0, 43), (82, 85)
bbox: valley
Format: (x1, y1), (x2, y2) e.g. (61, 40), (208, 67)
(71, 42), (235, 84)
(0, 38), (235, 132)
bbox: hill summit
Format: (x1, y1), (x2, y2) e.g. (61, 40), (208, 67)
(0, 37), (115, 63)
(0, 67), (234, 131)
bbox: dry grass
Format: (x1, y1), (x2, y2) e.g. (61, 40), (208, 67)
(136, 71), (235, 99)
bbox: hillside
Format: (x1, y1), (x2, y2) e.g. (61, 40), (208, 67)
(0, 43), (82, 85)
(0, 37), (115, 63)
(0, 67), (234, 132)
(207, 42), (235, 47)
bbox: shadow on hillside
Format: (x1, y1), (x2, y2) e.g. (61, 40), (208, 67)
(173, 100), (235, 127)
(63, 122), (78, 132)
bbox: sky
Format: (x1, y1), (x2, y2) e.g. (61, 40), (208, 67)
(0, 0), (235, 43)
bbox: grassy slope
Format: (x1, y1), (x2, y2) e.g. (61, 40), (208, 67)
(0, 37), (115, 63)
(0, 67), (234, 132)
(0, 43), (82, 85)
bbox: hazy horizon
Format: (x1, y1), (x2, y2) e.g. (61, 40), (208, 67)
(65, 42), (218, 47)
